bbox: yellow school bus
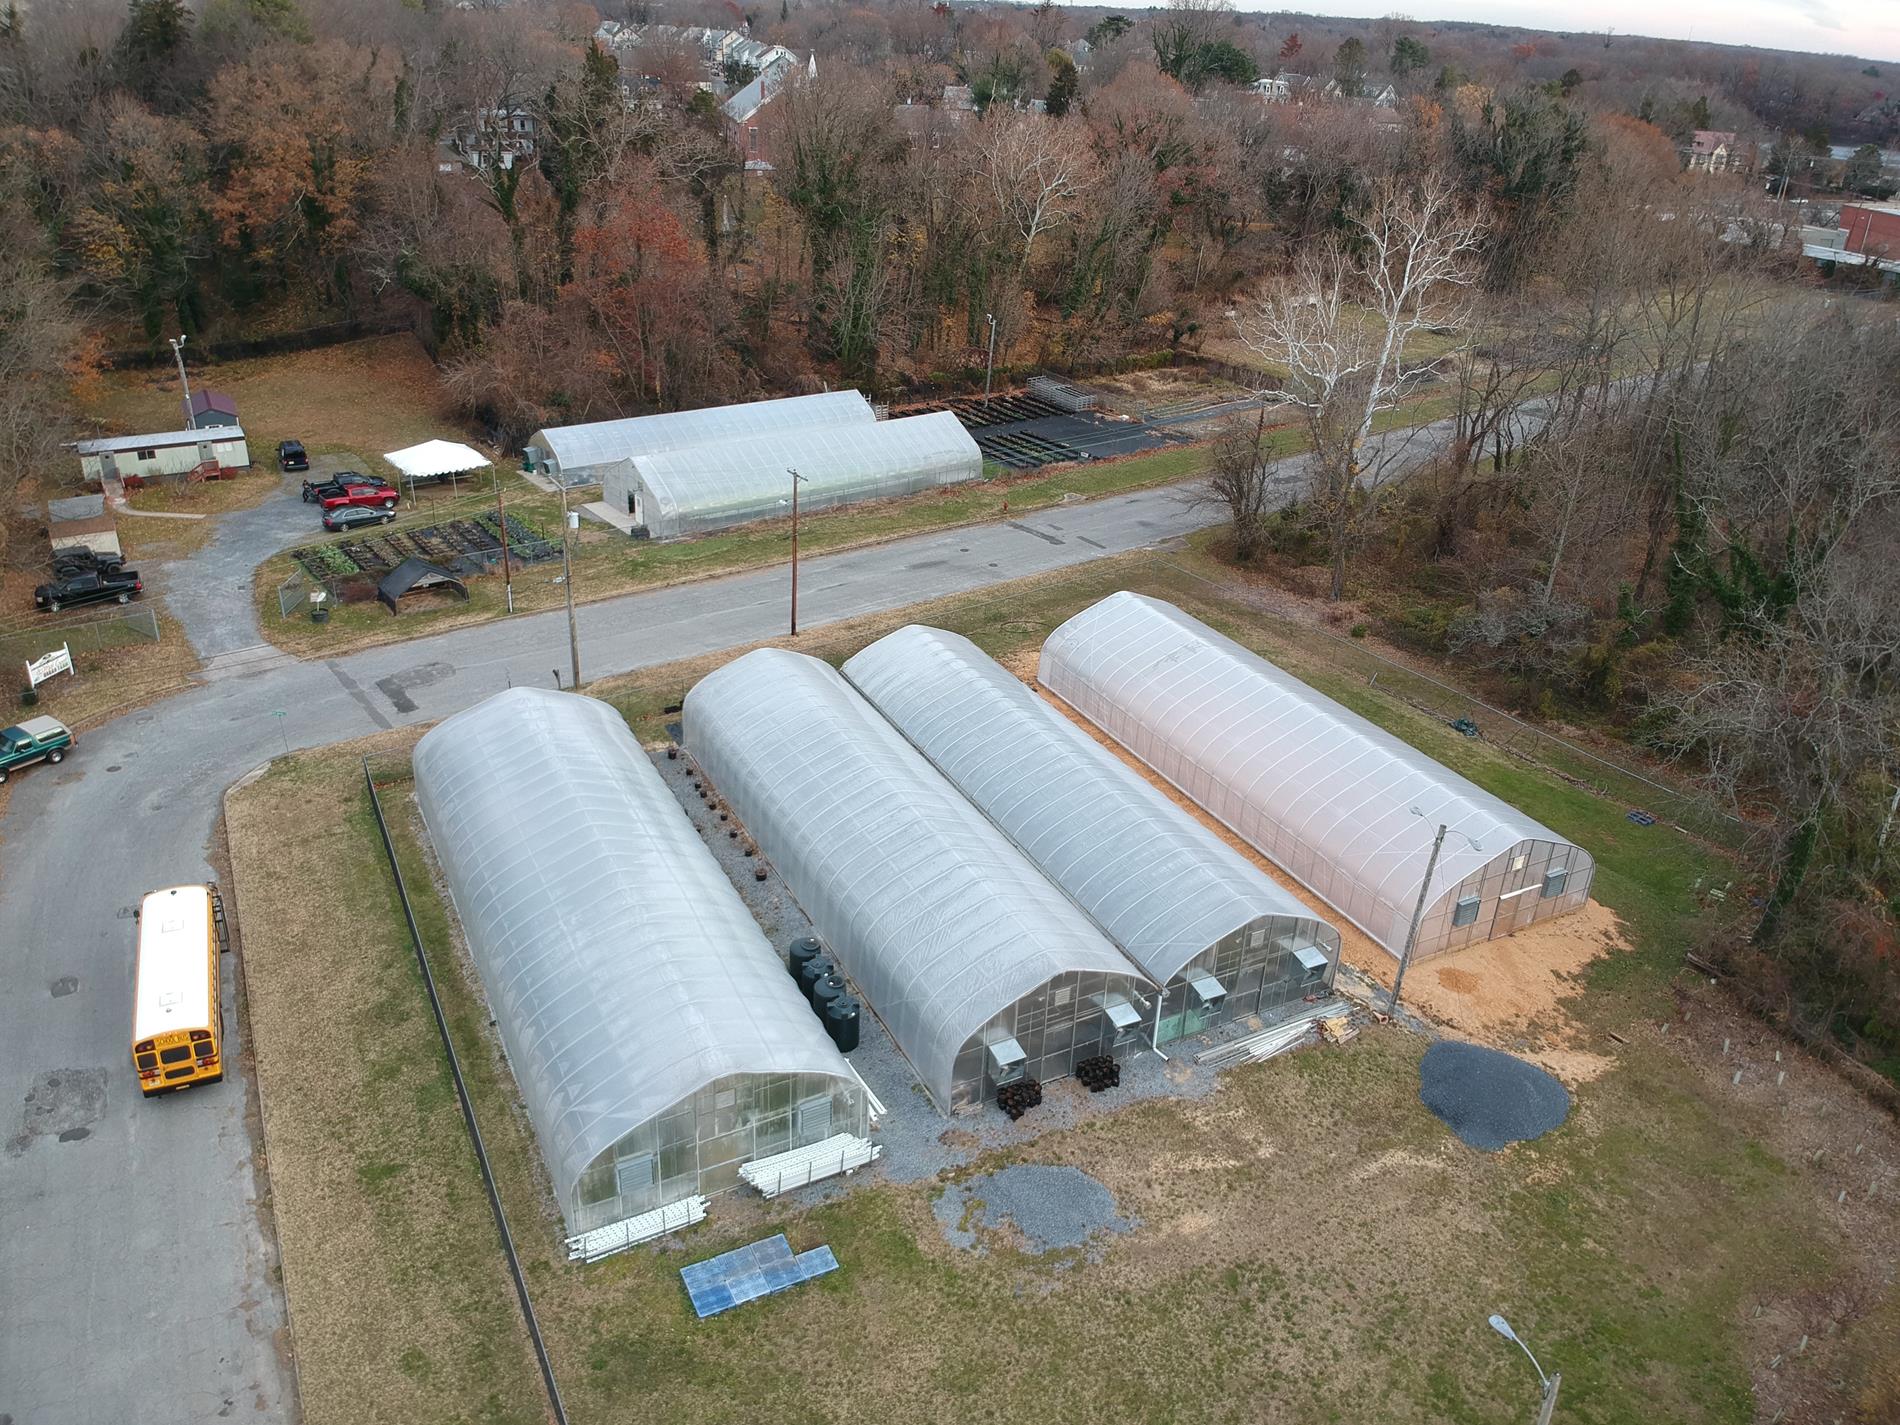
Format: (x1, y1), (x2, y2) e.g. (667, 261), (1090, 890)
(132, 884), (228, 1096)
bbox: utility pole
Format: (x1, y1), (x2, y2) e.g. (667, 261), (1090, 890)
(558, 476), (579, 688)
(983, 313), (997, 406)
(1535, 1375), (1562, 1425)
(495, 467), (514, 614)
(1385, 822), (1447, 1015)
(787, 467), (806, 636)
(169, 335), (193, 427)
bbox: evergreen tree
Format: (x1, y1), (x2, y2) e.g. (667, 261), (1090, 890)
(1332, 37), (1367, 98)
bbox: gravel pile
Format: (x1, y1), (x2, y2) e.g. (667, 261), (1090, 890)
(932, 1166), (1135, 1256)
(1419, 1040), (1570, 1151)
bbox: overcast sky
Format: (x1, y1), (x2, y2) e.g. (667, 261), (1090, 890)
(1222, 1), (1900, 64)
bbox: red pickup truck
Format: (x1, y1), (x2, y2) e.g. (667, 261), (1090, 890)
(318, 483), (400, 513)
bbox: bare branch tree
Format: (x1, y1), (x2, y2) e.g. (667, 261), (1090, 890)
(1236, 173), (1485, 598)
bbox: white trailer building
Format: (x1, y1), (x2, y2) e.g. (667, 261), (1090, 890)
(71, 427), (251, 485)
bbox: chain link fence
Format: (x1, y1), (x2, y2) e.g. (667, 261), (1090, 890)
(0, 604), (161, 677)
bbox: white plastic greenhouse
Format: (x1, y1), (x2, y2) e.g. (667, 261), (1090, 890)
(413, 688), (864, 1238)
(683, 649), (1154, 1112)
(1040, 593), (1595, 961)
(611, 410), (983, 539)
(844, 626), (1343, 1044)
(528, 390), (875, 487)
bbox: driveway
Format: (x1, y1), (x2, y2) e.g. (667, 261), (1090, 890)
(0, 415), (1467, 1424)
(154, 456), (349, 665)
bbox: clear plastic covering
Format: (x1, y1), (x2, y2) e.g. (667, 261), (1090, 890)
(625, 411), (983, 539)
(1040, 593), (1595, 960)
(684, 650), (1151, 1110)
(413, 688), (858, 1228)
(530, 390), (875, 483)
(842, 625), (1342, 992)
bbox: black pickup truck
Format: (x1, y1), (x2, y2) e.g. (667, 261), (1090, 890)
(49, 545), (126, 579)
(301, 471), (390, 504)
(34, 568), (143, 613)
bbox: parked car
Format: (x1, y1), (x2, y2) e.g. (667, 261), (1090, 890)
(302, 471), (389, 504)
(278, 440), (309, 472)
(34, 568), (143, 613)
(49, 545), (125, 579)
(318, 484), (399, 513)
(0, 716), (73, 784)
(322, 503), (398, 533)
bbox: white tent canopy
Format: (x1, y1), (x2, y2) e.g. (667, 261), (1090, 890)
(383, 439), (491, 480)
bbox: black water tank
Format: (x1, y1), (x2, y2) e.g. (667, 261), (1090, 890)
(810, 974), (847, 1013)
(796, 955), (835, 1002)
(787, 936), (824, 979)
(825, 997), (860, 1053)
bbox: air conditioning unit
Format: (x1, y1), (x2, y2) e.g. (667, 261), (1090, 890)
(986, 1036), (1027, 1086)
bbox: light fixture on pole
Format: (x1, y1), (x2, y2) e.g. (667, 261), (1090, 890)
(1385, 807), (1483, 1016)
(983, 313), (997, 406)
(787, 467), (807, 636)
(1487, 1314), (1560, 1424)
(169, 334), (193, 427)
(557, 476), (580, 689)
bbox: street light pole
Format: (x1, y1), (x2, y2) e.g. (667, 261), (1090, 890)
(495, 466), (514, 613)
(1488, 1315), (1561, 1425)
(1386, 821), (1446, 1016)
(983, 313), (997, 406)
(787, 467), (806, 636)
(169, 335), (193, 427)
(558, 476), (580, 688)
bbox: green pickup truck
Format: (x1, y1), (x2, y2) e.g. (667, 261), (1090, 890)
(0, 716), (74, 783)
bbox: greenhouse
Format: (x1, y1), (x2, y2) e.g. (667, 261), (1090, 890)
(413, 688), (864, 1239)
(844, 626), (1343, 1044)
(1040, 593), (1595, 961)
(527, 390), (875, 488)
(613, 410), (983, 539)
(684, 649), (1154, 1112)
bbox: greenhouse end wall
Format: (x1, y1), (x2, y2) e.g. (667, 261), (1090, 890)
(843, 625), (1341, 1044)
(1040, 592), (1595, 961)
(683, 648), (1154, 1113)
(413, 687), (862, 1237)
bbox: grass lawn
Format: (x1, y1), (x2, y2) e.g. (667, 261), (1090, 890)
(248, 439), (1226, 660)
(0, 608), (197, 734)
(228, 550), (1898, 1425)
(78, 333), (468, 482)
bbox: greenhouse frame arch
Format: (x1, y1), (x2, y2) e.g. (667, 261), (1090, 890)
(685, 649), (1153, 1112)
(414, 688), (864, 1237)
(844, 625), (1342, 1043)
(1039, 593), (1595, 961)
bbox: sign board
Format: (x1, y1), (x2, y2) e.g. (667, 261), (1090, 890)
(26, 643), (74, 688)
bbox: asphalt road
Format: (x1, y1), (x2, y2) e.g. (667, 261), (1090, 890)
(0, 468), (1230, 1425)
(0, 411), (1470, 1423)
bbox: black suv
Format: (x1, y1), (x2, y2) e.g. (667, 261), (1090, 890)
(278, 440), (309, 472)
(302, 470), (390, 504)
(35, 568), (143, 613)
(49, 545), (126, 579)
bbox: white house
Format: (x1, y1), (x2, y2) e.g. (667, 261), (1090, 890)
(71, 426), (250, 485)
(1686, 130), (1738, 173)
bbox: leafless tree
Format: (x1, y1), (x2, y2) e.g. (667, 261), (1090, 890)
(1236, 173), (1485, 598)
(1188, 406), (1280, 562)
(969, 110), (1093, 288)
